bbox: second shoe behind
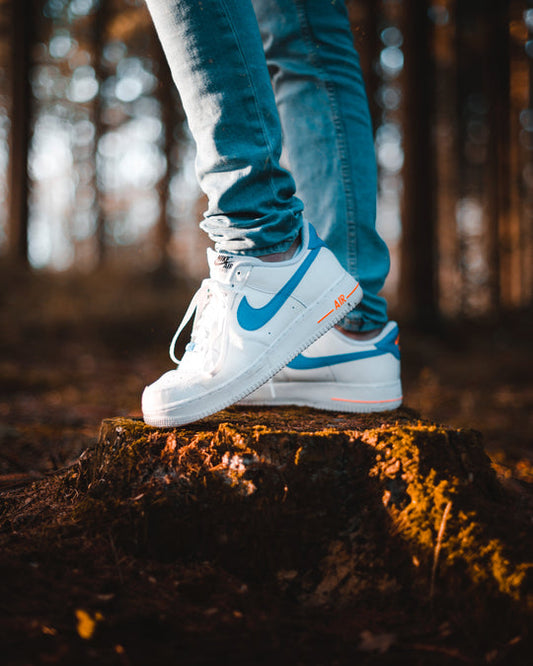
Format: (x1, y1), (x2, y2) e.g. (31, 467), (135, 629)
(239, 321), (402, 412)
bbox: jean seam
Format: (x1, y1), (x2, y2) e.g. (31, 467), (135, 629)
(293, 0), (359, 279)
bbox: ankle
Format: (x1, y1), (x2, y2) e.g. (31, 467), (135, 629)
(258, 235), (300, 263)
(336, 325), (384, 341)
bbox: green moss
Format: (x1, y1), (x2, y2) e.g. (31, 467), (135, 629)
(361, 425), (531, 602)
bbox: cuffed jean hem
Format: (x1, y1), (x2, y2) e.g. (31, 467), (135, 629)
(217, 229), (301, 256)
(201, 210), (303, 256)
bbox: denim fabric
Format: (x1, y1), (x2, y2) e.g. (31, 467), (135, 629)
(145, 0), (390, 330)
(252, 0), (390, 330)
(145, 0), (303, 256)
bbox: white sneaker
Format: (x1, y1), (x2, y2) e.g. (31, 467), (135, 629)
(239, 321), (402, 412)
(142, 221), (362, 426)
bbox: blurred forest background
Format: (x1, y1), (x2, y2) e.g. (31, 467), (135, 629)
(1, 0), (532, 320)
(2, 4), (533, 661)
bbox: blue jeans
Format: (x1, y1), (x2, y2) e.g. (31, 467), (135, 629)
(145, 0), (390, 331)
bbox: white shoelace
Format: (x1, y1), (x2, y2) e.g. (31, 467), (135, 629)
(169, 278), (231, 375)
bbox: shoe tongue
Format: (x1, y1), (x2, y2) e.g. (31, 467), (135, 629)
(207, 248), (244, 283)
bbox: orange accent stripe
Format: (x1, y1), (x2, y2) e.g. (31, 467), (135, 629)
(347, 283), (360, 298)
(331, 396), (403, 404)
(317, 309), (334, 324)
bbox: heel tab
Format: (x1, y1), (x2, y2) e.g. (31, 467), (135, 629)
(307, 222), (327, 250)
(376, 323), (401, 359)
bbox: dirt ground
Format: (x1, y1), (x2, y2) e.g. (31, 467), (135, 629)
(0, 266), (532, 665)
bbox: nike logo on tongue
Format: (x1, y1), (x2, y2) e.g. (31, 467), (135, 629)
(214, 254), (234, 270)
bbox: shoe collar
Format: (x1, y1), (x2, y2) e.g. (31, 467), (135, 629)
(206, 219), (317, 284)
(328, 320), (399, 347)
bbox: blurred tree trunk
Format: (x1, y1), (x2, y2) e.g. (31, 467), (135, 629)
(154, 42), (174, 272)
(8, 0), (33, 266)
(365, 0), (381, 131)
(434, 0), (461, 318)
(400, 0), (437, 325)
(93, 0), (109, 265)
(486, 0), (511, 310)
(454, 0), (473, 314)
(524, 0), (533, 305)
(348, 0), (380, 130)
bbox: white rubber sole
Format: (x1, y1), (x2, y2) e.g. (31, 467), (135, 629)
(240, 380), (403, 413)
(143, 273), (361, 426)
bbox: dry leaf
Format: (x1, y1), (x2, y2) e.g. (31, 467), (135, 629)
(75, 609), (103, 640)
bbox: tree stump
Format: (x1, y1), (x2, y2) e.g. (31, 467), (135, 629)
(72, 406), (531, 610)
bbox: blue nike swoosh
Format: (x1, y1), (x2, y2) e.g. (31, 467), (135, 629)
(287, 348), (388, 369)
(287, 326), (400, 369)
(237, 225), (325, 332)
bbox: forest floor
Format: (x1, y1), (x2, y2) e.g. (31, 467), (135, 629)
(0, 266), (532, 665)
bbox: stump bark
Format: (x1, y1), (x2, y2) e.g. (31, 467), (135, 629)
(70, 406), (531, 610)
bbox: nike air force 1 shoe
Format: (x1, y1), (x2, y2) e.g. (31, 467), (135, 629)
(142, 221), (362, 426)
(239, 321), (402, 412)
